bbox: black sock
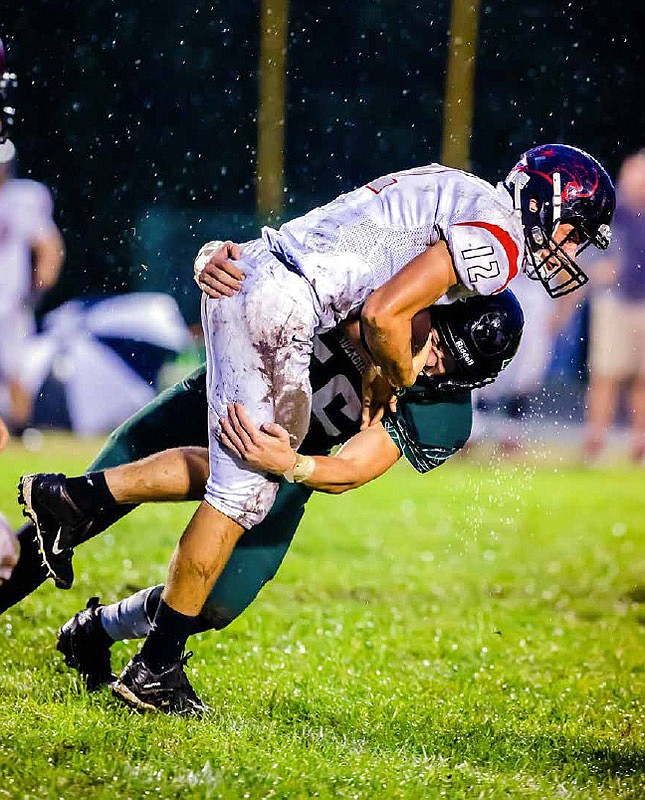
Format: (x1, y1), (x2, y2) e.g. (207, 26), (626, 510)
(143, 584), (164, 625)
(66, 472), (118, 517)
(73, 503), (136, 548)
(0, 523), (48, 614)
(139, 599), (197, 672)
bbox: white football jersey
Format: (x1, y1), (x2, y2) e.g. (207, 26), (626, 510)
(0, 178), (55, 315)
(262, 165), (525, 328)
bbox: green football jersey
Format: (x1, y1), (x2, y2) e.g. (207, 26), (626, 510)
(304, 329), (472, 470)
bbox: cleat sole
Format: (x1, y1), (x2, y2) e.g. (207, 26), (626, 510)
(112, 680), (163, 712)
(111, 680), (207, 716)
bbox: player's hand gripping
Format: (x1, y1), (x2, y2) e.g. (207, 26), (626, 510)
(219, 403), (297, 475)
(194, 240), (244, 298)
(359, 327), (435, 430)
(411, 329), (436, 378)
(360, 366), (398, 431)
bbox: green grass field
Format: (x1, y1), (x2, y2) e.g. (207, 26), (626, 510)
(0, 436), (643, 799)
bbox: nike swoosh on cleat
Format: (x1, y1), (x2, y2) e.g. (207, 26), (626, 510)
(51, 527), (67, 556)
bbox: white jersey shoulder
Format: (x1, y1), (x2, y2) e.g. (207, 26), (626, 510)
(262, 165), (524, 327)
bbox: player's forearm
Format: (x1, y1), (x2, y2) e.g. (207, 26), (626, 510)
(295, 453), (373, 494)
(288, 426), (401, 494)
(219, 404), (401, 492)
(359, 308), (415, 387)
(105, 447), (209, 503)
(360, 242), (458, 388)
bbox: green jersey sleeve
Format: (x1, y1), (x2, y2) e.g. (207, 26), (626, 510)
(382, 391), (472, 473)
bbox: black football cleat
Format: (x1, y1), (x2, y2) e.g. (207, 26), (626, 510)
(112, 652), (208, 716)
(18, 473), (90, 590)
(57, 596), (116, 691)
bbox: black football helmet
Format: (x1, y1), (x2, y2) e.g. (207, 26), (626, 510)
(504, 144), (615, 298)
(413, 290), (524, 397)
(0, 38), (17, 144)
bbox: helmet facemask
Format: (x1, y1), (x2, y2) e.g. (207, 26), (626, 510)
(523, 218), (592, 298)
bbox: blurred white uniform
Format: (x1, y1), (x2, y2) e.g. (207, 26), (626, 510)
(0, 178), (55, 380)
(203, 166), (526, 527)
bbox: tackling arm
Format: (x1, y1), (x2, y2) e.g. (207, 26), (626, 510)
(360, 240), (458, 388)
(220, 403), (401, 494)
(311, 425), (401, 493)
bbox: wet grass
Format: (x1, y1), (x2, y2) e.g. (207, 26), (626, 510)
(0, 435), (643, 799)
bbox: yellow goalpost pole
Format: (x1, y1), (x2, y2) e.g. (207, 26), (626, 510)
(441, 0), (481, 170)
(256, 0), (289, 222)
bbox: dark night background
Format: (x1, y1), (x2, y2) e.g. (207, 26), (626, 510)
(2, 0), (644, 322)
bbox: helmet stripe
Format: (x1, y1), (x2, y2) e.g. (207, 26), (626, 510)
(552, 171), (562, 222)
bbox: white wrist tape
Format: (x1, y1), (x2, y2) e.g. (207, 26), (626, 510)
(283, 453), (316, 483)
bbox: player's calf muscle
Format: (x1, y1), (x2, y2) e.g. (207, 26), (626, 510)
(105, 447), (209, 503)
(164, 502), (244, 616)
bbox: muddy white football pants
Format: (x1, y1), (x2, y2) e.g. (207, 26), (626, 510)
(202, 239), (318, 528)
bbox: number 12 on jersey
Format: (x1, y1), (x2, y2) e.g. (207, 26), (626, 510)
(461, 245), (501, 283)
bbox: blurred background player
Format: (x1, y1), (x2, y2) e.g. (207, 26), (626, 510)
(0, 512), (17, 585)
(0, 140), (65, 434)
(0, 40), (20, 582)
(0, 38), (65, 436)
(583, 150), (645, 464)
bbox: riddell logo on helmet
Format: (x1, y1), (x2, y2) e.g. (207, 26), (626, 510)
(454, 338), (475, 365)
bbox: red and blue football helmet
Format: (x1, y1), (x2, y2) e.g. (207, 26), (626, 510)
(504, 144), (616, 297)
